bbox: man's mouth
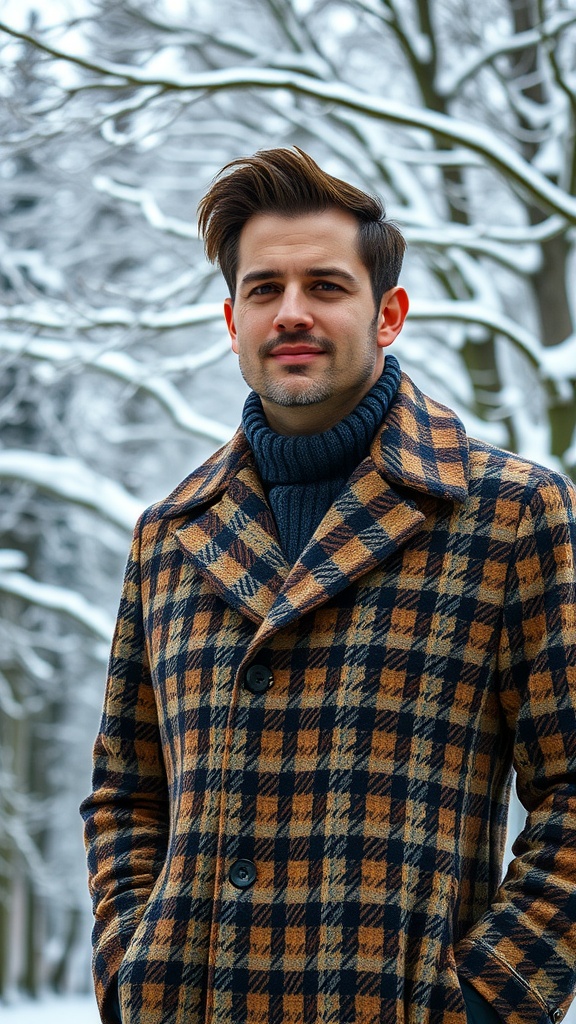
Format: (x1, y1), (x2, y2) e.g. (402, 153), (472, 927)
(268, 343), (327, 364)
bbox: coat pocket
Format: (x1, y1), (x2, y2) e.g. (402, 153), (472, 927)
(118, 880), (213, 1024)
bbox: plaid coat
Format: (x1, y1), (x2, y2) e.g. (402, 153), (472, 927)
(81, 372), (576, 1024)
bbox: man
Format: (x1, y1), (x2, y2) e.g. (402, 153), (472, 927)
(81, 147), (576, 1024)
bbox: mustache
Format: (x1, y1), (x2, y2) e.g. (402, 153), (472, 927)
(259, 332), (336, 356)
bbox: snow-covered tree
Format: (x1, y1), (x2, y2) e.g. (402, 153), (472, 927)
(0, 0), (575, 1000)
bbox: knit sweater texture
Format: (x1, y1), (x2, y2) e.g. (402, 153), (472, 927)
(242, 354), (402, 563)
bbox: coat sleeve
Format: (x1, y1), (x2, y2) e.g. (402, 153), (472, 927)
(80, 514), (169, 1024)
(455, 473), (576, 1024)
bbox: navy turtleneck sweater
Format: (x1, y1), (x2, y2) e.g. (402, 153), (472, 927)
(242, 354), (402, 563)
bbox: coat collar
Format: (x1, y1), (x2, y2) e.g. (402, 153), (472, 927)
(155, 373), (469, 633)
(156, 373), (469, 519)
(373, 372), (469, 502)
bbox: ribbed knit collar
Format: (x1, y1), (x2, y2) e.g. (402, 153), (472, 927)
(242, 354), (402, 486)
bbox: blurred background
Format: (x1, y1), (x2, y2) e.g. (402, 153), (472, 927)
(0, 0), (575, 1014)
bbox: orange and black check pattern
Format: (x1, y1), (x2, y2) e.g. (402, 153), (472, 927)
(81, 373), (576, 1024)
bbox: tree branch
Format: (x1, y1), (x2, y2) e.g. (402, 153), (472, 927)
(1, 19), (574, 220)
(408, 299), (547, 371)
(0, 300), (221, 331)
(93, 175), (198, 238)
(0, 450), (142, 531)
(0, 332), (234, 444)
(0, 570), (114, 642)
(437, 10), (576, 98)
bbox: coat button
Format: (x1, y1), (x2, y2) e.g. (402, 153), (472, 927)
(244, 663), (273, 694)
(229, 859), (257, 889)
(550, 1011), (564, 1023)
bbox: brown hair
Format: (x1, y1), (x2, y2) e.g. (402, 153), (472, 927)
(197, 147), (406, 304)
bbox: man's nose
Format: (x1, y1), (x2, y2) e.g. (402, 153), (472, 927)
(273, 288), (314, 332)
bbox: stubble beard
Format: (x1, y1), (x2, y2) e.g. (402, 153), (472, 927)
(239, 322), (379, 408)
(254, 363), (339, 408)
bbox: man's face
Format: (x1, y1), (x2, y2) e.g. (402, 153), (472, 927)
(224, 209), (408, 435)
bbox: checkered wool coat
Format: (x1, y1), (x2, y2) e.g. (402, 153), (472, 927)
(81, 372), (576, 1024)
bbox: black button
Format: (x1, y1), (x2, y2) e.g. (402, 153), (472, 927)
(550, 1011), (564, 1024)
(229, 859), (257, 889)
(245, 663), (273, 694)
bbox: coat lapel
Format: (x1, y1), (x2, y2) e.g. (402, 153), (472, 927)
(246, 373), (470, 647)
(160, 429), (288, 625)
(174, 463), (289, 625)
(374, 372), (469, 503)
(161, 373), (470, 634)
(246, 461), (427, 647)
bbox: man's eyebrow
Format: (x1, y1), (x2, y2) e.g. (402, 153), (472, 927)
(240, 267), (359, 287)
(240, 270), (283, 287)
(305, 267), (359, 284)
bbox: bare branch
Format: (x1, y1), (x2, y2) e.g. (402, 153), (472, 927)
(0, 300), (221, 331)
(408, 299), (546, 371)
(93, 175), (198, 238)
(0, 332), (234, 444)
(1, 20), (574, 220)
(438, 10), (576, 99)
(404, 225), (540, 272)
(0, 450), (142, 531)
(0, 571), (114, 642)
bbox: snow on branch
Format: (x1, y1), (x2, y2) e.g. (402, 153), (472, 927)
(0, 242), (65, 296)
(538, 333), (576, 383)
(89, 84), (164, 119)
(0, 328), (230, 377)
(397, 211), (567, 245)
(408, 300), (547, 371)
(383, 144), (485, 167)
(155, 338), (232, 374)
(0, 299), (222, 331)
(0, 569), (114, 642)
(438, 10), (576, 99)
(93, 175), (198, 238)
(88, 350), (234, 443)
(469, 215), (566, 244)
(403, 226), (540, 273)
(0, 450), (143, 531)
(1, 19), (575, 221)
(0, 549), (28, 571)
(0, 332), (234, 444)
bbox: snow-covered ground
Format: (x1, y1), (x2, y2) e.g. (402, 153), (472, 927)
(1, 995), (100, 1022)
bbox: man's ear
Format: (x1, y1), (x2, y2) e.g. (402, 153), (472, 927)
(223, 298), (239, 354)
(376, 286), (409, 349)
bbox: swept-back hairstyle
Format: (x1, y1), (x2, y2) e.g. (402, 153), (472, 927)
(197, 147), (406, 304)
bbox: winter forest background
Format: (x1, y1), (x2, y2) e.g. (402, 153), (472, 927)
(1, 0), (576, 1013)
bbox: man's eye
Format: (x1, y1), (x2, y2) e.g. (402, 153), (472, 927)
(313, 281), (340, 291)
(251, 284), (277, 295)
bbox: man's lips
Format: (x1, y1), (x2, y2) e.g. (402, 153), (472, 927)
(268, 344), (327, 364)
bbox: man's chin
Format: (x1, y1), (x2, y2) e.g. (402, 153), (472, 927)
(260, 380), (333, 408)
